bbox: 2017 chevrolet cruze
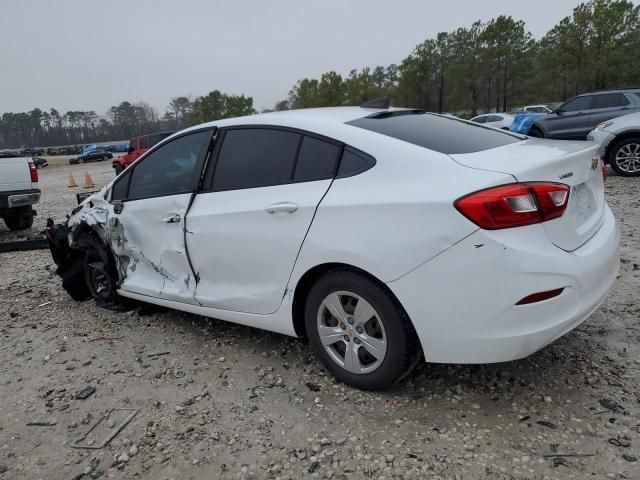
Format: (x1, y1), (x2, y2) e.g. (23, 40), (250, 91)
(47, 105), (620, 390)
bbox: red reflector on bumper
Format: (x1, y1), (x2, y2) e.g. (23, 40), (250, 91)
(516, 288), (564, 305)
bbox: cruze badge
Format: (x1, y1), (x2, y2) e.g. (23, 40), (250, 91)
(559, 172), (573, 179)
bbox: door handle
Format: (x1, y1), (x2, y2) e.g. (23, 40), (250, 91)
(265, 202), (298, 214)
(162, 213), (181, 223)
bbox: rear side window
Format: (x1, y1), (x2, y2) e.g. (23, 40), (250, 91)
(293, 137), (341, 182)
(592, 93), (629, 108)
(212, 128), (301, 191)
(346, 112), (520, 155)
(337, 147), (376, 177)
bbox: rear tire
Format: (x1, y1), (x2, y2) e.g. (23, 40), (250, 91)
(3, 207), (34, 230)
(608, 137), (640, 177)
(304, 269), (418, 390)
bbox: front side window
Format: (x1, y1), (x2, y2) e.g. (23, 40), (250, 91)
(128, 139), (137, 152)
(592, 93), (629, 109)
(212, 128), (301, 191)
(127, 130), (209, 200)
(561, 96), (592, 112)
(293, 137), (341, 182)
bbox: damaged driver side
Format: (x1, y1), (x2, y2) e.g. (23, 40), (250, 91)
(46, 127), (216, 309)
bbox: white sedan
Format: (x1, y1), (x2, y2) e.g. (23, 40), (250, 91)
(469, 113), (515, 130)
(47, 105), (620, 390)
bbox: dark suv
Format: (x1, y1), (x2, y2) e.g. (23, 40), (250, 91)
(528, 89), (640, 139)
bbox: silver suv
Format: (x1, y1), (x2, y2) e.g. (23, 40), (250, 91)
(528, 89), (640, 140)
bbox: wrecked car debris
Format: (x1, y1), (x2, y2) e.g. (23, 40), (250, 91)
(26, 420), (57, 427)
(71, 408), (138, 450)
(599, 398), (625, 414)
(75, 385), (96, 400)
(0, 235), (49, 253)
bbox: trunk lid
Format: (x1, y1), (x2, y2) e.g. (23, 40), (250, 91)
(450, 139), (605, 252)
(0, 157), (32, 191)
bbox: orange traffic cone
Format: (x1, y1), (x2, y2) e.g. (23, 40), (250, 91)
(83, 171), (95, 189)
(68, 173), (77, 188)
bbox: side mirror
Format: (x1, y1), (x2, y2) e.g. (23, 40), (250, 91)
(553, 108), (564, 115)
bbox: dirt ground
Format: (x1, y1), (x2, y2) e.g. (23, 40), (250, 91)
(0, 161), (639, 480)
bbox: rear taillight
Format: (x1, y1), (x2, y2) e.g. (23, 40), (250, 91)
(28, 160), (38, 183)
(454, 182), (570, 230)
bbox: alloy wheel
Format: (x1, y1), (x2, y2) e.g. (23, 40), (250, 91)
(615, 142), (640, 174)
(316, 291), (387, 374)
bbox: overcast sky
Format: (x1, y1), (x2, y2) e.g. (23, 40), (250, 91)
(1, 0), (584, 116)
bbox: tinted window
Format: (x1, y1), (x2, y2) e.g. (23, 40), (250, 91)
(346, 112), (520, 154)
(592, 93), (629, 109)
(111, 170), (131, 200)
(128, 131), (208, 200)
(148, 132), (174, 147)
(488, 115), (503, 122)
(140, 136), (149, 149)
(212, 129), (301, 191)
(471, 116), (487, 124)
(561, 96), (592, 112)
(129, 139), (137, 151)
(293, 137), (341, 182)
(337, 147), (375, 177)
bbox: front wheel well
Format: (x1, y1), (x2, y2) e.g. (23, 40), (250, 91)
(604, 131), (640, 163)
(291, 263), (418, 346)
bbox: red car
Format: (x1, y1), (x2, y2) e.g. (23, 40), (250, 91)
(112, 131), (175, 174)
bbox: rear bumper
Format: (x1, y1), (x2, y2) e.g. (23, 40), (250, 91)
(0, 189), (41, 209)
(387, 205), (620, 363)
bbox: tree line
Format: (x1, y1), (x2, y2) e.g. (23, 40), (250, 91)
(1, 0), (638, 149)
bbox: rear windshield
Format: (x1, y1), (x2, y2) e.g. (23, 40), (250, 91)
(346, 112), (521, 154)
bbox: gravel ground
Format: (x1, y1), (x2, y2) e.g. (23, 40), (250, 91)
(0, 163), (639, 480)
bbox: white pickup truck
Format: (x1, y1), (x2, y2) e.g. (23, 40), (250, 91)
(0, 156), (41, 230)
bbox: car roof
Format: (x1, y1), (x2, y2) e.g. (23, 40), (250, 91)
(179, 107), (404, 135)
(578, 88), (640, 96)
